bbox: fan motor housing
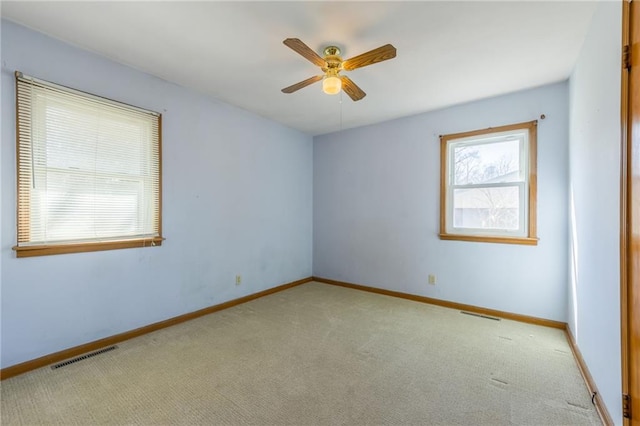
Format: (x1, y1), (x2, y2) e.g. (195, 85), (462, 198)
(322, 46), (343, 73)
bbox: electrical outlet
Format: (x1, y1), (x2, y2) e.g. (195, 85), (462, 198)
(428, 274), (436, 285)
(235, 275), (242, 285)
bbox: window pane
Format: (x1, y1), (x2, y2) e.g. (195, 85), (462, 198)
(453, 139), (521, 185)
(453, 186), (520, 230)
(30, 171), (149, 243)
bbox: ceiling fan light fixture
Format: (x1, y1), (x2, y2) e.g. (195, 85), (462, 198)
(282, 38), (396, 101)
(322, 75), (342, 95)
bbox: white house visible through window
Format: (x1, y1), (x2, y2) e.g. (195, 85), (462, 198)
(439, 121), (538, 245)
(14, 72), (162, 257)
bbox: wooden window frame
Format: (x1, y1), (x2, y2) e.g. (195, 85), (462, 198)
(439, 120), (538, 245)
(12, 72), (164, 258)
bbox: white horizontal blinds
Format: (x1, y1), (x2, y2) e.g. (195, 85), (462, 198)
(16, 73), (161, 246)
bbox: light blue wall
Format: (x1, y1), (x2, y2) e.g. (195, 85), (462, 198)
(568, 1), (622, 423)
(314, 82), (569, 322)
(0, 20), (313, 369)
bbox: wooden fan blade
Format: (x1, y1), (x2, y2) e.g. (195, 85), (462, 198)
(282, 75), (323, 94)
(342, 44), (397, 71)
(341, 76), (366, 101)
(283, 38), (326, 68)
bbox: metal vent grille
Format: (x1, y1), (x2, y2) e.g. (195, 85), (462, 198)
(460, 311), (501, 321)
(51, 345), (118, 370)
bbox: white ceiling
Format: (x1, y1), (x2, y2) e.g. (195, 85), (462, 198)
(2, 1), (596, 136)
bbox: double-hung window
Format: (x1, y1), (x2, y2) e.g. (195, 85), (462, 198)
(14, 72), (163, 257)
(439, 121), (538, 245)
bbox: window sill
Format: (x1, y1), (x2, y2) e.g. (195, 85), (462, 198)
(13, 237), (164, 258)
(439, 233), (538, 246)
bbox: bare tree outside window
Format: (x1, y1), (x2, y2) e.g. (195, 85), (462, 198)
(453, 147), (520, 230)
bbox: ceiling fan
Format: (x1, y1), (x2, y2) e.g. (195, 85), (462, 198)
(281, 38), (397, 101)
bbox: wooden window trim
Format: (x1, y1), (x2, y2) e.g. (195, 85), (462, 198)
(438, 234), (539, 245)
(12, 237), (164, 258)
(439, 120), (538, 245)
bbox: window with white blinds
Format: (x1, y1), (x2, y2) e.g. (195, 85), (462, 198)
(14, 72), (162, 257)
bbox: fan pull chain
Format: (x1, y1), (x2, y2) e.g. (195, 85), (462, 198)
(339, 90), (343, 132)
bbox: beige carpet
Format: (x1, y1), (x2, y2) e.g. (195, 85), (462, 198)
(1, 282), (601, 425)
